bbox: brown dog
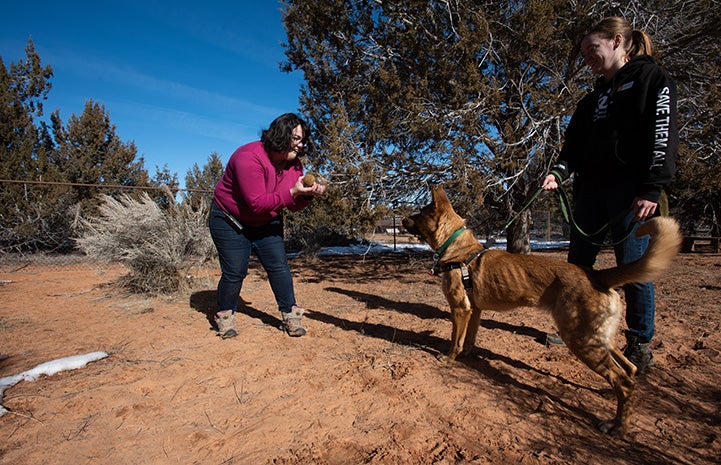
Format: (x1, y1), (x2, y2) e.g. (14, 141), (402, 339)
(402, 185), (682, 436)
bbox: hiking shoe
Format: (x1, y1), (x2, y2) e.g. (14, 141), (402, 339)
(281, 305), (306, 337)
(624, 334), (654, 374)
(545, 332), (565, 347)
(214, 310), (238, 339)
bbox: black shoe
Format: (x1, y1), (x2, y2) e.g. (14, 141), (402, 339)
(624, 335), (654, 374)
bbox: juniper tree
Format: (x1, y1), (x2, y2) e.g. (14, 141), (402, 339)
(184, 151), (225, 210)
(1, 39), (153, 251)
(50, 99), (149, 208)
(280, 0), (720, 251)
(0, 39), (71, 251)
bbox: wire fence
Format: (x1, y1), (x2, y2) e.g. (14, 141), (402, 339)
(1, 179), (574, 273)
(0, 251), (115, 273)
(0, 178), (213, 194)
(0, 179), (213, 272)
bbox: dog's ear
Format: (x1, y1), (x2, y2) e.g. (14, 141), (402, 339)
(431, 184), (450, 206)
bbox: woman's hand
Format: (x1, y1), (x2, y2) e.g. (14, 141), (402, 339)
(291, 175), (326, 198)
(541, 174), (559, 191)
(632, 197), (658, 221)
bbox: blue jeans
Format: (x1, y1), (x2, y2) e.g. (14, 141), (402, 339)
(567, 184), (655, 342)
(209, 203), (296, 314)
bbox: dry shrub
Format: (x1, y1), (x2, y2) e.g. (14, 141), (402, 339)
(76, 192), (215, 294)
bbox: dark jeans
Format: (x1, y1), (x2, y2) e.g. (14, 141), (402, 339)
(568, 184), (655, 342)
(209, 203), (295, 314)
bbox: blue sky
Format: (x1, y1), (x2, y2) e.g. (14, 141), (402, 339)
(1, 1), (304, 188)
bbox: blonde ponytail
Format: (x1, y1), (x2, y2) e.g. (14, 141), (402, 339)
(628, 29), (654, 58)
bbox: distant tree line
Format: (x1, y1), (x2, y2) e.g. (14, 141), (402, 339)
(0, 39), (225, 253)
(3, 0), (720, 258)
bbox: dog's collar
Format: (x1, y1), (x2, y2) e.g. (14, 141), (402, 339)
(432, 226), (466, 263)
(429, 226), (486, 275)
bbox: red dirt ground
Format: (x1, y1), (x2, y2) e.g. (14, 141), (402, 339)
(1, 249), (720, 464)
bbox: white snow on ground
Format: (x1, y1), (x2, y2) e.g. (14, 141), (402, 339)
(0, 351), (109, 416)
(312, 239), (569, 257)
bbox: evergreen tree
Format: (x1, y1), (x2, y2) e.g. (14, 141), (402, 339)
(149, 164), (179, 209)
(0, 38), (72, 252)
(50, 100), (148, 207)
(281, 0), (592, 252)
(184, 152), (224, 210)
(1, 39), (153, 251)
(281, 0), (720, 251)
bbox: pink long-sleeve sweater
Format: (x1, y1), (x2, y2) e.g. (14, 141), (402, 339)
(212, 141), (310, 227)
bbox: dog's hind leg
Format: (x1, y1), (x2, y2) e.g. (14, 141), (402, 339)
(601, 346), (637, 435)
(573, 344), (636, 437)
(610, 345), (637, 378)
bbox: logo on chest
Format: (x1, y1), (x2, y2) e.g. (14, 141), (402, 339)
(593, 89), (612, 122)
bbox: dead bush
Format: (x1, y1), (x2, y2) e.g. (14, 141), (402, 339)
(76, 192), (215, 294)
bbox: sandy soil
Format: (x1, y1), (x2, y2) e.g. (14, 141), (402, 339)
(1, 248), (720, 465)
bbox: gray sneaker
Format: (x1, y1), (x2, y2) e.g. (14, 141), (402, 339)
(281, 305), (307, 337)
(214, 310), (238, 339)
(624, 334), (654, 374)
(545, 332), (565, 346)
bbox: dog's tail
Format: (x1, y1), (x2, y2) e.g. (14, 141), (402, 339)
(594, 216), (682, 290)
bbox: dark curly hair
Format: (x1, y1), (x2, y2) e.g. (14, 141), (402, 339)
(261, 113), (315, 156)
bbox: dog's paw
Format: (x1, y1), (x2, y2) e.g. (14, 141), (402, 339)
(436, 353), (456, 363)
(598, 420), (626, 437)
(458, 347), (477, 358)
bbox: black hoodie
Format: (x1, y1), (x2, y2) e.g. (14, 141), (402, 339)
(551, 55), (678, 203)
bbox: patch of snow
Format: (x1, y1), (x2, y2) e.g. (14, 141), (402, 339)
(0, 351), (108, 416)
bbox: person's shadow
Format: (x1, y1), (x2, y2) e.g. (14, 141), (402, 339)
(189, 290), (282, 332)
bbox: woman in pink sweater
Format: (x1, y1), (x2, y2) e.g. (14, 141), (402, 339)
(210, 113), (325, 338)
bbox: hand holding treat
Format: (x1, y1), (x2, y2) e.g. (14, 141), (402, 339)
(292, 172), (326, 198)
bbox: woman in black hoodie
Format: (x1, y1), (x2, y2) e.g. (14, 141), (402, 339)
(541, 17), (678, 373)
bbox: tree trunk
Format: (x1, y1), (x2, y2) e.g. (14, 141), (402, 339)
(507, 209), (531, 254)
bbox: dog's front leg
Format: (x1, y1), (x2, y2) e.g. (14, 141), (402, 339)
(440, 305), (472, 362)
(439, 276), (472, 363)
(460, 308), (482, 357)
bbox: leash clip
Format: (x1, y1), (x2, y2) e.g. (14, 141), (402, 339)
(429, 253), (440, 276)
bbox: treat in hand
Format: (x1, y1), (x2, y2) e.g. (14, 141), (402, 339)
(302, 173), (316, 187)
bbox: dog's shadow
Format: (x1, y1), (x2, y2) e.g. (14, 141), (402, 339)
(481, 319), (550, 346)
(305, 304), (605, 427)
(309, 291), (596, 391)
(190, 287), (607, 428)
(326, 286), (550, 345)
(318, 286), (609, 420)
(189, 290), (282, 331)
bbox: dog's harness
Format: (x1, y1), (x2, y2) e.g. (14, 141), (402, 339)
(429, 226), (487, 289)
